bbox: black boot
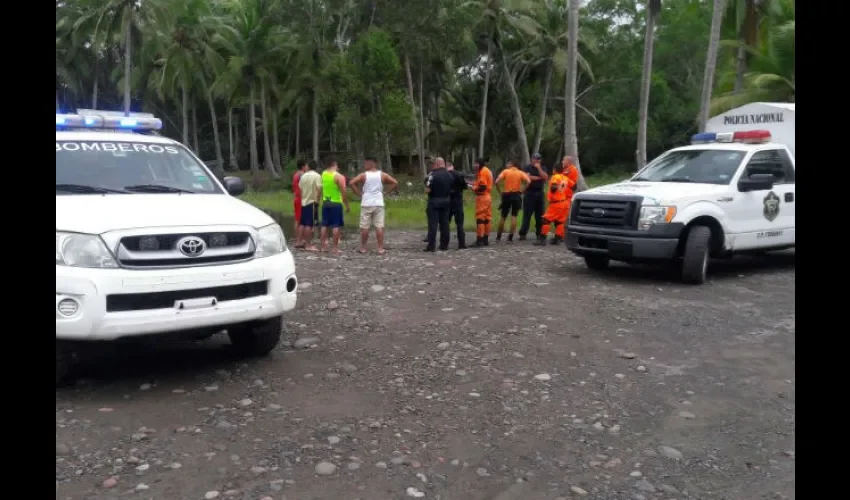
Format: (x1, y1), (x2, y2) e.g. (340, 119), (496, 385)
(483, 235), (489, 246)
(507, 234), (514, 243)
(550, 236), (563, 245)
(474, 236), (484, 247)
(518, 234), (527, 241)
(496, 232), (502, 242)
(533, 235), (547, 246)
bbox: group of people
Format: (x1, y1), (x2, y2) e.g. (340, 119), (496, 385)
(424, 154), (579, 251)
(291, 157), (398, 255)
(287, 153), (578, 254)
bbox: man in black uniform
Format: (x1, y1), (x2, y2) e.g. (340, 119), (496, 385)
(518, 152), (549, 241)
(424, 157), (454, 252)
(446, 161), (468, 249)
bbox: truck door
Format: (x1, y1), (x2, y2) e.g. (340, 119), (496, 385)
(726, 149), (795, 249)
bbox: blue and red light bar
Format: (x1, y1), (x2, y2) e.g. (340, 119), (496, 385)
(691, 130), (771, 145)
(56, 110), (162, 131)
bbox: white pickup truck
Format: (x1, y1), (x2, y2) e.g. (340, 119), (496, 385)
(56, 110), (298, 383)
(566, 129), (795, 284)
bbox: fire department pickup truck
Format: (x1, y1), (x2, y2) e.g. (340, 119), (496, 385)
(565, 129), (795, 284)
(56, 110), (298, 383)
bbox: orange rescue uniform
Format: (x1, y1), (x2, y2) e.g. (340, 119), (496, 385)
(473, 166), (494, 237)
(563, 163), (579, 221)
(540, 172), (576, 239)
(498, 167), (531, 193)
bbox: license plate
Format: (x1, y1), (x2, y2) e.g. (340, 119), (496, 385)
(174, 297), (217, 310)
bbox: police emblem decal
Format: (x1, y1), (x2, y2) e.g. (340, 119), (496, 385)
(763, 191), (780, 222)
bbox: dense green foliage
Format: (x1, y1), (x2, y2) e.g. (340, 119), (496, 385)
(56, 0), (795, 178)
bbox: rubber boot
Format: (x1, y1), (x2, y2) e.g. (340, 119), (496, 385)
(533, 235), (547, 246)
(550, 236), (563, 245)
(507, 234), (514, 243)
(518, 234), (527, 241)
(474, 235), (484, 247)
(483, 235), (490, 246)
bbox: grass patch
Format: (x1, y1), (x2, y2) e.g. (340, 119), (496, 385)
(237, 171), (631, 231)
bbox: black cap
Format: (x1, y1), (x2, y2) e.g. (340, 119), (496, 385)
(531, 153), (542, 160)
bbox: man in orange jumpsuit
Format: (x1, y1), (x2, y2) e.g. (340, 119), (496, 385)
(534, 157), (576, 246)
(493, 159), (531, 243)
(472, 157), (494, 247)
(563, 156), (579, 222)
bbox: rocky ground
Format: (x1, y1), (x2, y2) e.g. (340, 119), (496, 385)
(56, 231), (795, 500)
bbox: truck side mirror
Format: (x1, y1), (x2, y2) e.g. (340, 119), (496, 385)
(737, 173), (775, 192)
(223, 176), (246, 196)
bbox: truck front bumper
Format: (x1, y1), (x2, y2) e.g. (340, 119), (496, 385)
(566, 223), (685, 262)
(56, 251), (298, 341)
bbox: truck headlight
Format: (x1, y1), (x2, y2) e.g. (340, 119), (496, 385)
(638, 206), (677, 230)
(255, 223), (287, 257)
(56, 232), (118, 268)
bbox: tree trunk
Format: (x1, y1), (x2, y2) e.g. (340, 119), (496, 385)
(698, 0), (726, 132)
(92, 57), (99, 109)
(376, 97), (393, 174)
(311, 89), (319, 162)
(566, 0), (588, 191)
(404, 54), (425, 176)
(533, 61), (553, 155)
(272, 111), (282, 172)
(636, 2), (660, 171)
(228, 107), (237, 170)
(260, 82), (278, 176)
(733, 44), (747, 93)
(295, 105), (301, 160)
(181, 87), (189, 146)
(123, 22), (132, 116)
(191, 97), (199, 153)
(498, 42), (531, 167)
(418, 66), (427, 168)
(234, 115), (240, 165)
(478, 41), (492, 158)
(248, 85), (259, 174)
(734, 0), (758, 93)
(207, 88), (224, 175)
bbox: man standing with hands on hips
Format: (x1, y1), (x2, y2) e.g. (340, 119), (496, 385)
(318, 157), (350, 254)
(519, 153), (548, 241)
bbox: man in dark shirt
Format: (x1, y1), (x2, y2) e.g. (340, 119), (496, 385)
(519, 152), (549, 241)
(446, 161), (468, 249)
(424, 157), (454, 252)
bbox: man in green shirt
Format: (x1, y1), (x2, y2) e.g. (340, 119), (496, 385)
(319, 157), (350, 254)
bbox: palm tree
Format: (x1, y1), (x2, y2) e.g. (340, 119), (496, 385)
(635, 0), (661, 170)
(212, 0), (288, 175)
(726, 0), (779, 93)
(697, 0), (726, 132)
(564, 0), (587, 191)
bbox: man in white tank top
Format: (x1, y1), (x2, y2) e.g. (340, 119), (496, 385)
(349, 157), (398, 254)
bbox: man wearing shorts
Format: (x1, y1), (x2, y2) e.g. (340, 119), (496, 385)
(319, 157), (350, 254)
(349, 157), (398, 254)
(297, 160), (322, 251)
(493, 159), (531, 242)
(292, 160), (308, 248)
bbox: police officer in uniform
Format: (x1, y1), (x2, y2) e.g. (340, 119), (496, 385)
(519, 153), (548, 240)
(424, 157), (454, 252)
(446, 161), (468, 249)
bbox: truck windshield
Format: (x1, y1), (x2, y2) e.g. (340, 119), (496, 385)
(633, 150), (745, 185)
(56, 140), (223, 195)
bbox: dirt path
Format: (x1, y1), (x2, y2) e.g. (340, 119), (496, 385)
(56, 232), (795, 500)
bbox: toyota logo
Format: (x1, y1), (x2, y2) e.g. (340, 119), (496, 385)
(592, 208), (606, 217)
(177, 236), (206, 257)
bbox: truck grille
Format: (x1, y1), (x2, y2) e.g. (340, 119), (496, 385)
(116, 231), (255, 268)
(572, 197), (639, 228)
(106, 281), (268, 312)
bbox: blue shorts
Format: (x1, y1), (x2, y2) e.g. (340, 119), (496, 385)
(321, 203), (345, 228)
(300, 203), (318, 227)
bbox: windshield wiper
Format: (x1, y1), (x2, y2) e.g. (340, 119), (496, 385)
(660, 177), (695, 183)
(56, 183), (129, 194)
(124, 184), (195, 193)
(632, 176), (652, 182)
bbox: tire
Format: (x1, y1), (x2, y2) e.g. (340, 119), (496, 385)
(56, 341), (71, 386)
(584, 255), (610, 270)
(681, 225), (711, 284)
(227, 316), (283, 357)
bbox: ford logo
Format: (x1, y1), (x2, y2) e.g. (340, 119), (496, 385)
(177, 236), (206, 257)
(592, 208), (606, 217)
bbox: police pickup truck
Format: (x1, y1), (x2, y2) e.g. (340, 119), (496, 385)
(565, 129), (795, 284)
(56, 110), (298, 383)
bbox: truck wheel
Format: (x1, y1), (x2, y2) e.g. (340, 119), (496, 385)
(56, 341), (71, 386)
(228, 316), (283, 357)
(681, 225), (711, 284)
(584, 255), (610, 270)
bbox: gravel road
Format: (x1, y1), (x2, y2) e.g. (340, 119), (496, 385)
(56, 231), (795, 500)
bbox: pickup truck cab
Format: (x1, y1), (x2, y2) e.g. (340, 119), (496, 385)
(565, 129), (795, 284)
(56, 110), (298, 383)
